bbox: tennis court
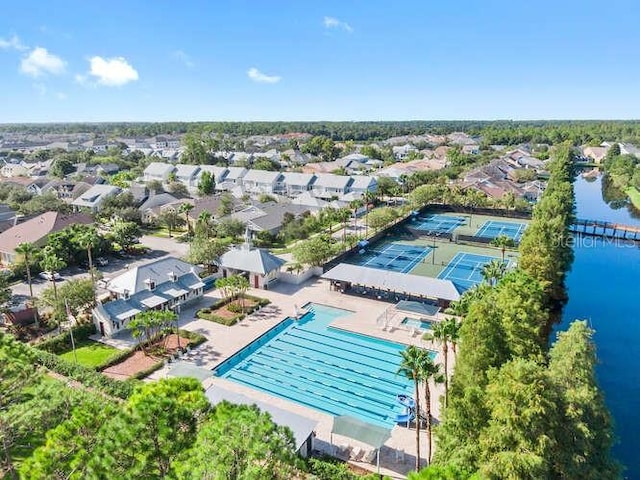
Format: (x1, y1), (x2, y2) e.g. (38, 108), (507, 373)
(355, 243), (432, 274)
(411, 214), (466, 234)
(438, 252), (503, 291)
(475, 220), (527, 241)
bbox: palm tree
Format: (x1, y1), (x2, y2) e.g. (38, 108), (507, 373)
(40, 247), (67, 331)
(15, 242), (38, 327)
(418, 351), (444, 464)
(337, 208), (351, 244)
(363, 190), (375, 237)
(78, 228), (100, 287)
(423, 322), (451, 407)
(179, 202), (195, 235)
(481, 259), (507, 286)
(445, 317), (462, 357)
(490, 234), (516, 262)
(398, 345), (423, 471)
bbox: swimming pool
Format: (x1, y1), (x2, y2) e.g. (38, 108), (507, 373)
(401, 317), (434, 331)
(213, 303), (425, 427)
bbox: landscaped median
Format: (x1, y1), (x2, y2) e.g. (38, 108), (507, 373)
(196, 294), (271, 326)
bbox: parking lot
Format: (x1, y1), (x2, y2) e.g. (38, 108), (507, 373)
(11, 234), (190, 298)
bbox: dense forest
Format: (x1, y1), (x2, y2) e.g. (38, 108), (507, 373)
(4, 120), (640, 145)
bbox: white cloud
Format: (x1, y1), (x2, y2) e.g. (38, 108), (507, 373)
(20, 47), (66, 77)
(86, 56), (139, 86)
(323, 16), (353, 33)
(0, 34), (27, 51)
(56, 92), (67, 100)
(172, 49), (194, 68)
(247, 67), (281, 84)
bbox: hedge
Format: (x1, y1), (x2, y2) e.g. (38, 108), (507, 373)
(96, 328), (207, 371)
(306, 457), (381, 480)
(34, 323), (97, 354)
(32, 348), (139, 399)
(196, 295), (270, 326)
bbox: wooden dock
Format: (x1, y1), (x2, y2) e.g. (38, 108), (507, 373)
(570, 218), (640, 241)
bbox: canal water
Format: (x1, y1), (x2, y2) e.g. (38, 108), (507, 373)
(555, 174), (640, 478)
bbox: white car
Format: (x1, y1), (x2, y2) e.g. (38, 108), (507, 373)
(39, 271), (61, 281)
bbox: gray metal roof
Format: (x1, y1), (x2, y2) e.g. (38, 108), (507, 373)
(242, 169), (283, 184)
(220, 246), (286, 275)
(174, 164), (201, 178)
(282, 172), (316, 187)
(71, 184), (120, 207)
(106, 257), (202, 295)
(322, 264), (461, 301)
(313, 173), (353, 190)
(144, 162), (175, 176)
(205, 385), (318, 451)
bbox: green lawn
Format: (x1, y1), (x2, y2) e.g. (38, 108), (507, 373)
(626, 187), (640, 210)
(58, 339), (120, 368)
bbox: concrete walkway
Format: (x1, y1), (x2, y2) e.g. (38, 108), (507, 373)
(147, 277), (451, 478)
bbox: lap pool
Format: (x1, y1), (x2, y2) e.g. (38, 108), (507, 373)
(213, 303), (427, 427)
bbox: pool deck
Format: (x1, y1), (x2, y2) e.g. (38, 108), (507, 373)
(149, 277), (451, 478)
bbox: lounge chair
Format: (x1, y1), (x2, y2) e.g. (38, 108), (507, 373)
(362, 449), (377, 464)
(350, 447), (364, 461)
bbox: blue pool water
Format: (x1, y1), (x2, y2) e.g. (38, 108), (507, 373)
(347, 242), (432, 273)
(475, 220), (527, 240)
(213, 303), (424, 427)
(438, 252), (503, 291)
(401, 317), (434, 331)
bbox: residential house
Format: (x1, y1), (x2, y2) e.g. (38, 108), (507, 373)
(312, 174), (353, 199)
(582, 146), (609, 164)
(0, 212), (93, 264)
(241, 170), (284, 195)
(348, 175), (377, 197)
(216, 166), (247, 191)
(1, 177), (49, 196)
(462, 144), (480, 155)
(281, 172), (316, 196)
(0, 163), (30, 177)
(218, 233), (286, 289)
(281, 149), (311, 166)
(289, 191), (328, 211)
(92, 257), (204, 337)
(71, 184), (120, 213)
(138, 193), (180, 222)
(174, 164), (201, 188)
(42, 179), (92, 202)
(0, 204), (17, 233)
(96, 163), (120, 175)
(228, 152), (252, 166)
(191, 194), (244, 219)
(143, 162), (176, 183)
(153, 136), (181, 149)
(227, 203), (310, 235)
(619, 143), (640, 158)
(196, 165), (228, 185)
(392, 144), (418, 160)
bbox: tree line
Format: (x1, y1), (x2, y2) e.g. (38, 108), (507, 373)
(6, 120), (640, 143)
(418, 146), (620, 478)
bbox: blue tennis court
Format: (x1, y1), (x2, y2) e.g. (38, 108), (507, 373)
(475, 220), (527, 241)
(438, 252), (505, 291)
(411, 214), (466, 233)
(352, 243), (432, 274)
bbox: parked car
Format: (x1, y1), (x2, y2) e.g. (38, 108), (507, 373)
(96, 257), (109, 266)
(39, 271), (61, 281)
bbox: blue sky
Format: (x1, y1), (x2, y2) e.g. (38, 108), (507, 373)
(1, 0), (639, 122)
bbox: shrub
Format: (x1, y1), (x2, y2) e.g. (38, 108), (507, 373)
(195, 295), (270, 326)
(31, 348), (138, 399)
(306, 456), (380, 480)
(34, 324), (97, 354)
